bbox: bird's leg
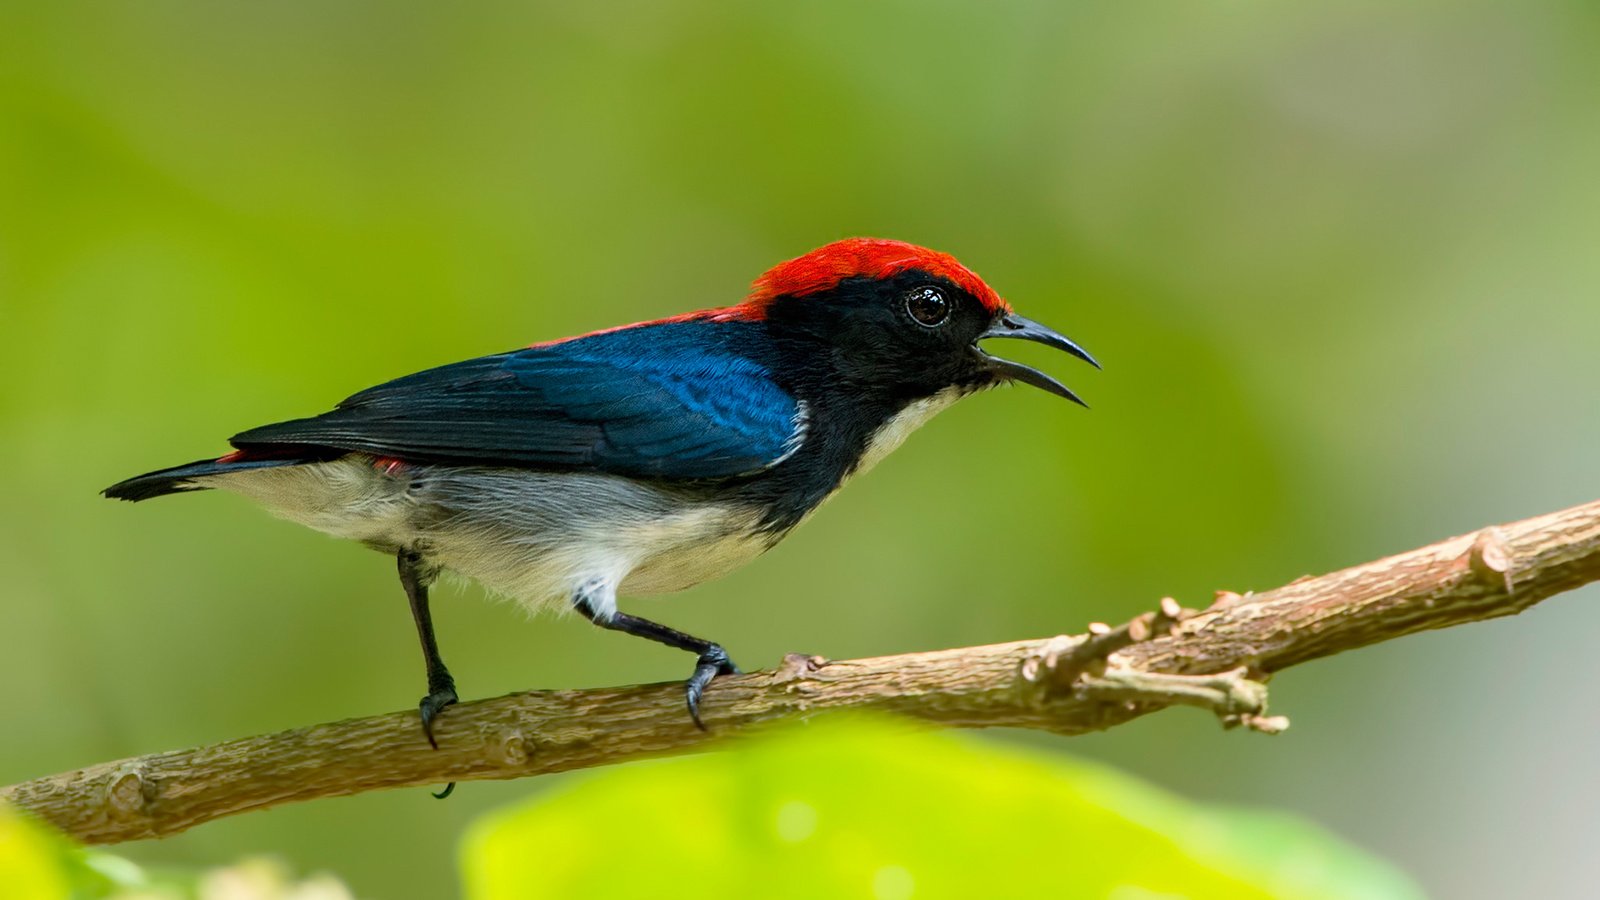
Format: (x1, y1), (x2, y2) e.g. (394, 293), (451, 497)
(399, 550), (457, 749)
(572, 589), (739, 730)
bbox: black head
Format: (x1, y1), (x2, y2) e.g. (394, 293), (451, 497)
(747, 238), (1098, 406)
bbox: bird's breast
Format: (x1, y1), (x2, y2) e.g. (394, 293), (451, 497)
(617, 511), (777, 595)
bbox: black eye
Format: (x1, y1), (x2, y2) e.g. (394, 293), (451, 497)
(905, 286), (950, 327)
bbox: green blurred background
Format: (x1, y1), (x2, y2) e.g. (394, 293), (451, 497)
(3, 1), (1598, 897)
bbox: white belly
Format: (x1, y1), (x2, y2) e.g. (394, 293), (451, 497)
(209, 457), (774, 619)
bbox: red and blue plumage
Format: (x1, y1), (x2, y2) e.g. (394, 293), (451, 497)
(103, 237), (1096, 746)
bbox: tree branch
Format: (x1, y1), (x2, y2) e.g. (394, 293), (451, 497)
(7, 498), (1600, 845)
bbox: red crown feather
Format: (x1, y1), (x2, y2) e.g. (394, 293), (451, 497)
(740, 237), (1008, 318)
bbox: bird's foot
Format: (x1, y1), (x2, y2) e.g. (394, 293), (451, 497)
(418, 679), (458, 750)
(685, 644), (739, 730)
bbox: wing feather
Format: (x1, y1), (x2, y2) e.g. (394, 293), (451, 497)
(230, 324), (802, 480)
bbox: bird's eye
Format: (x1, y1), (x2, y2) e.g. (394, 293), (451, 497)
(905, 286), (950, 327)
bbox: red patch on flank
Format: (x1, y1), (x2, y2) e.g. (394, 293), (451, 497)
(373, 456), (406, 476)
(530, 238), (1007, 348)
(216, 450), (247, 463)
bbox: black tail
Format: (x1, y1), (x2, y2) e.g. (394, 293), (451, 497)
(103, 456), (299, 502)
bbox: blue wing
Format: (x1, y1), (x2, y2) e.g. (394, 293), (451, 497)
(229, 323), (804, 480)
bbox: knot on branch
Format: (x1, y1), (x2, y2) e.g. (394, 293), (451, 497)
(493, 729), (530, 765)
(774, 653), (829, 684)
(1468, 527), (1515, 594)
(106, 765), (149, 820)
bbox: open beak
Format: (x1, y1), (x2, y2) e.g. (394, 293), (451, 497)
(975, 313), (1100, 407)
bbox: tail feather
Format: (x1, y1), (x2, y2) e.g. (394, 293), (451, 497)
(103, 456), (300, 502)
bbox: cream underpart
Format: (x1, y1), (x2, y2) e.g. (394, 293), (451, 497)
(208, 458), (414, 545)
(852, 387), (963, 479)
(426, 504), (773, 618)
(209, 461), (772, 621)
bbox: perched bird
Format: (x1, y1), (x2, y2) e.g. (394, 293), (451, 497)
(105, 238), (1097, 746)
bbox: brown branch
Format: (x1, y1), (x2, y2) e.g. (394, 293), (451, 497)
(7, 498), (1600, 845)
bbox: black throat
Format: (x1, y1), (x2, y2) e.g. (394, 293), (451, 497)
(709, 273), (997, 532)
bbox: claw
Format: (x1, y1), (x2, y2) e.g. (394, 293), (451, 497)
(418, 684), (458, 750)
(418, 684), (459, 799)
(685, 645), (738, 730)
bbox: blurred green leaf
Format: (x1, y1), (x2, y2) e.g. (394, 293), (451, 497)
(0, 805), (150, 899)
(0, 805), (357, 900)
(0, 806), (71, 900)
(462, 717), (1421, 900)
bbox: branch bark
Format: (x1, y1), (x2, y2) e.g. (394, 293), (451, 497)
(7, 498), (1600, 845)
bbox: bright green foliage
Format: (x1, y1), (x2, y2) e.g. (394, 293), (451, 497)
(463, 718), (1421, 900)
(0, 807), (71, 900)
(0, 806), (150, 900)
(0, 806), (354, 900)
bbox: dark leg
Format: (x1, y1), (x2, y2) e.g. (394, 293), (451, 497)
(573, 591), (739, 729)
(399, 550), (457, 749)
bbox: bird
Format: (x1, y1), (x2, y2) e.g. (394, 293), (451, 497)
(104, 237), (1098, 748)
